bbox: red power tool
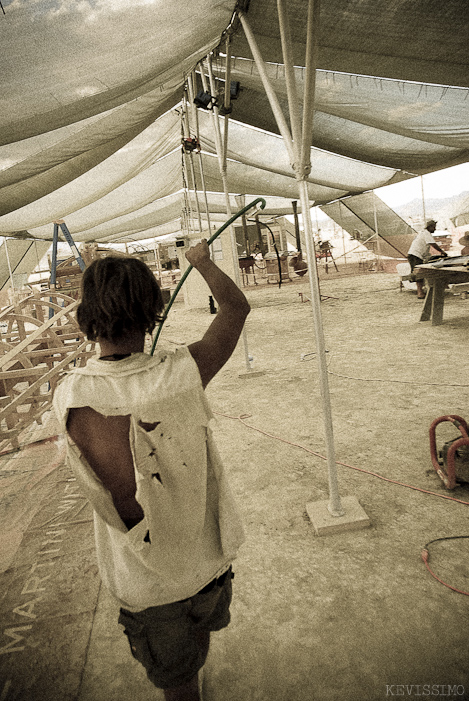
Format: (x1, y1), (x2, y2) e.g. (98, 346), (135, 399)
(429, 415), (469, 489)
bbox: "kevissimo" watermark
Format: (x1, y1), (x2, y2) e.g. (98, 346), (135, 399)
(386, 686), (465, 697)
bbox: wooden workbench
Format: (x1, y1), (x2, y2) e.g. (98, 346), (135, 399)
(414, 264), (469, 325)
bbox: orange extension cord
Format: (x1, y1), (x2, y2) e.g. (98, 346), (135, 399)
(215, 411), (469, 596)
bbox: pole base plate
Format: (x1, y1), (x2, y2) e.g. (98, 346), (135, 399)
(238, 370), (266, 378)
(306, 495), (371, 536)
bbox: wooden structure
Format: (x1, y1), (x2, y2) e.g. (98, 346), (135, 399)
(0, 291), (95, 452)
(415, 264), (469, 325)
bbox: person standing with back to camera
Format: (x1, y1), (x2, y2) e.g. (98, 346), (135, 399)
(407, 219), (448, 299)
(53, 240), (249, 701)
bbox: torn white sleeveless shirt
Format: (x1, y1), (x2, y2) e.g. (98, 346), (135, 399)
(53, 347), (245, 611)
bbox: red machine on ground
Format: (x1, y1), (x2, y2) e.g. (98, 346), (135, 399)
(429, 415), (469, 489)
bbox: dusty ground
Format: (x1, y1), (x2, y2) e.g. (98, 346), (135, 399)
(1, 266), (469, 701)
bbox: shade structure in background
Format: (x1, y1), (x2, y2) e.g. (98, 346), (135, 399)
(321, 192), (418, 259)
(0, 0), (468, 245)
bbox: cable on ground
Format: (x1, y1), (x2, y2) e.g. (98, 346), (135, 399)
(421, 537), (469, 596)
(214, 411), (469, 506)
(215, 411), (469, 594)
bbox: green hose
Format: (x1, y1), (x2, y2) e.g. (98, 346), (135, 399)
(150, 197), (266, 355)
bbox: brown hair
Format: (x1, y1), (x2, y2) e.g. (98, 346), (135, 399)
(77, 256), (164, 341)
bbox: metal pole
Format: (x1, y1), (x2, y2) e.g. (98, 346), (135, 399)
(298, 180), (343, 516)
(49, 223), (59, 318)
(292, 200), (301, 252)
(339, 201), (347, 266)
(201, 58), (252, 372)
(223, 36), (232, 169)
(238, 11), (296, 166)
(182, 94), (203, 233)
(277, 0), (302, 165)
(421, 175), (426, 224)
(188, 72), (212, 235)
(372, 192), (383, 263)
(3, 238), (15, 304)
(300, 0), (321, 173)
(296, 0), (342, 516)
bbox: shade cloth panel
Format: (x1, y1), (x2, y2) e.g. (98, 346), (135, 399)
(2, 0), (237, 145)
(321, 192), (418, 258)
(0, 240), (51, 292)
(0, 99), (182, 217)
(0, 111), (410, 239)
(209, 59), (469, 172)
(1, 0), (469, 244)
(230, 0), (469, 88)
(196, 112), (409, 191)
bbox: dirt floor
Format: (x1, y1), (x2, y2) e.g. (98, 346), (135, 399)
(1, 266), (469, 701)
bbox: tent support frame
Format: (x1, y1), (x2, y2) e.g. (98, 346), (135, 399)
(199, 58), (253, 373)
(239, 2), (347, 518)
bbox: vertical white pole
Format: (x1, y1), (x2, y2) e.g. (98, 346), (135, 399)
(298, 181), (343, 516)
(241, 0), (343, 515)
(300, 0), (321, 172)
(420, 175), (426, 224)
(4, 238), (16, 304)
(201, 59), (252, 372)
(188, 72), (213, 235)
(290, 0), (342, 515)
(223, 36), (232, 169)
(182, 94), (203, 233)
(277, 0), (302, 165)
(238, 12), (296, 166)
(372, 192), (383, 262)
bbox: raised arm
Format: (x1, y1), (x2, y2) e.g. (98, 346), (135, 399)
(185, 240), (250, 388)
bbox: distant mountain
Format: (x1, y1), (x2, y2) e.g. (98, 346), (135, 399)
(394, 191), (469, 226)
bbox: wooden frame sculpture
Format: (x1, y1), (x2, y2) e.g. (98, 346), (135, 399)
(0, 291), (95, 453)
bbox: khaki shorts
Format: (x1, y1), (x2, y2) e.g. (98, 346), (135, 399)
(118, 568), (233, 689)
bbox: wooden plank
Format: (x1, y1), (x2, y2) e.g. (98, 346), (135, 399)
(431, 280), (446, 325)
(0, 301), (79, 369)
(0, 340), (89, 419)
(0, 367), (47, 380)
(420, 287), (433, 322)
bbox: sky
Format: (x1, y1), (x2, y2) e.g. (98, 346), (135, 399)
(312, 161), (469, 224)
(374, 162), (469, 209)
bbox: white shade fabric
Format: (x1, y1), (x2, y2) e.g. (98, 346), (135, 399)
(1, 0), (468, 244)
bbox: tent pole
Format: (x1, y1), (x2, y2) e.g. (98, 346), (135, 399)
(4, 238), (16, 304)
(182, 91), (203, 233)
(295, 0), (343, 517)
(300, 0), (320, 172)
(188, 72), (212, 235)
(298, 180), (343, 516)
(223, 36), (232, 170)
(338, 201), (347, 265)
(420, 176), (427, 223)
(237, 11), (295, 166)
(292, 200), (301, 253)
(372, 192), (383, 265)
(277, 0), (302, 165)
(272, 0), (343, 516)
(201, 58), (252, 372)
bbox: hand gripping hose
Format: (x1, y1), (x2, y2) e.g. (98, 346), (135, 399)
(150, 197), (266, 355)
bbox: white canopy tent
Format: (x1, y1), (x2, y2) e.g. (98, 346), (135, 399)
(450, 194), (469, 228)
(2, 0), (469, 522)
(2, 0), (468, 244)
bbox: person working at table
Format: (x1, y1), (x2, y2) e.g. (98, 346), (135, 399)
(407, 220), (448, 299)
